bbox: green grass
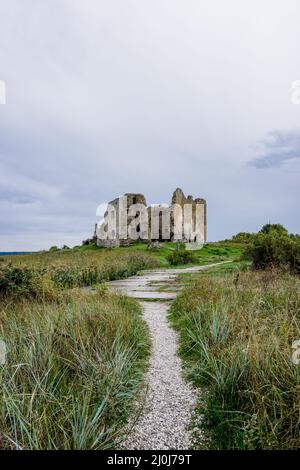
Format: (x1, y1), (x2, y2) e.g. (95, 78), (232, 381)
(169, 267), (300, 449)
(0, 250), (159, 296)
(0, 240), (245, 449)
(0, 242), (243, 292)
(178, 260), (251, 283)
(112, 241), (243, 268)
(0, 249), (159, 449)
(0, 289), (150, 449)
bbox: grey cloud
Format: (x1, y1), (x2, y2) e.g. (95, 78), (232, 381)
(0, 0), (300, 250)
(250, 130), (300, 169)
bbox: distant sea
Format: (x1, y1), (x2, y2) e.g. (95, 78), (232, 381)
(0, 252), (32, 256)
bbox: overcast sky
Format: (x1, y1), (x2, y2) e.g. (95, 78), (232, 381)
(0, 0), (299, 250)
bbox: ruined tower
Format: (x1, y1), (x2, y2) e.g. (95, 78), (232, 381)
(96, 188), (207, 247)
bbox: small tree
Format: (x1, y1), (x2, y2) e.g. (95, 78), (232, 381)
(246, 232), (300, 274)
(232, 232), (255, 243)
(259, 224), (288, 236)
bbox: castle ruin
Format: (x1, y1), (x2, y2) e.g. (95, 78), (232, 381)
(95, 188), (207, 247)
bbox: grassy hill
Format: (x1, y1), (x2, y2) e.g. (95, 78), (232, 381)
(1, 234), (298, 450)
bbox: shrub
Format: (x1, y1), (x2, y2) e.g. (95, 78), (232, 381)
(0, 266), (34, 295)
(232, 232), (255, 243)
(167, 249), (198, 266)
(0, 265), (58, 299)
(246, 233), (300, 274)
(259, 223), (289, 236)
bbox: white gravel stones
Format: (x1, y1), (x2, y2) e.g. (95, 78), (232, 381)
(109, 263), (229, 449)
(123, 300), (197, 450)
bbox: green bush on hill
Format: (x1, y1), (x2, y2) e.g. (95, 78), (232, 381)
(232, 232), (255, 243)
(259, 223), (289, 236)
(167, 249), (198, 266)
(245, 225), (300, 274)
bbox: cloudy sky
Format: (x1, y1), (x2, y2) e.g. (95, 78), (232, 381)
(0, 0), (299, 250)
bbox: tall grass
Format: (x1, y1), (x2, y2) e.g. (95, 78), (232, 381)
(169, 269), (300, 449)
(0, 289), (150, 449)
(0, 251), (158, 296)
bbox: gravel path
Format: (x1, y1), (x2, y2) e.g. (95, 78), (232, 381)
(108, 263), (228, 450)
(123, 300), (197, 450)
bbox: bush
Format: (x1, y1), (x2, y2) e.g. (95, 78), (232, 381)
(246, 233), (300, 274)
(259, 223), (288, 236)
(0, 266), (34, 295)
(232, 232), (255, 243)
(167, 249), (198, 266)
(0, 265), (58, 299)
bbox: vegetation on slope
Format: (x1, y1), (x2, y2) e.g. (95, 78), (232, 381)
(245, 227), (300, 274)
(169, 264), (300, 449)
(105, 241), (242, 268)
(0, 241), (242, 298)
(1, 224), (297, 450)
(0, 250), (158, 297)
(0, 237), (243, 449)
(0, 289), (150, 449)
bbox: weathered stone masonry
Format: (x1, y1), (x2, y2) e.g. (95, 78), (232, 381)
(95, 188), (207, 247)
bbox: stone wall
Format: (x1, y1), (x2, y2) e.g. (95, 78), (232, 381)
(96, 188), (207, 246)
(171, 188), (207, 243)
